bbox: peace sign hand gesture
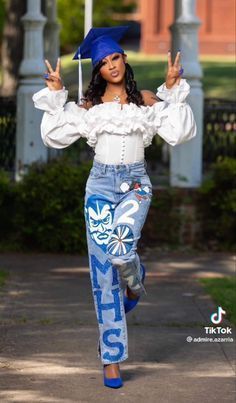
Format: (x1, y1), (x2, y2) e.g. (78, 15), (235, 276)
(44, 58), (63, 91)
(165, 51), (183, 89)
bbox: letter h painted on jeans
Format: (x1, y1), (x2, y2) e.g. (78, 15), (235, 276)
(91, 254), (122, 324)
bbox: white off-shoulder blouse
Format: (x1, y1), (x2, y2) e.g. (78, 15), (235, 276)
(32, 78), (197, 164)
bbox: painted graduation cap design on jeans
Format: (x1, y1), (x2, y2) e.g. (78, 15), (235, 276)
(73, 25), (129, 105)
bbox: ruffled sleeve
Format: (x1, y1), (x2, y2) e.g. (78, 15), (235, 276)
(32, 87), (88, 149)
(146, 78), (197, 146)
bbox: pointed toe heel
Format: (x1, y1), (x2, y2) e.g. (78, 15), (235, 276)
(103, 368), (123, 389)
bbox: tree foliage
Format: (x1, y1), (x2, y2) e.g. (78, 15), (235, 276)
(0, 0), (26, 96)
(57, 0), (136, 53)
(0, 0), (6, 44)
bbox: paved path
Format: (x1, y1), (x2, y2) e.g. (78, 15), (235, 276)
(0, 252), (235, 403)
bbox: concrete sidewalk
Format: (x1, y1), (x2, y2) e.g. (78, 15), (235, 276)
(0, 251), (235, 403)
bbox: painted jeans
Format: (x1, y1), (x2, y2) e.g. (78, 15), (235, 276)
(84, 159), (153, 364)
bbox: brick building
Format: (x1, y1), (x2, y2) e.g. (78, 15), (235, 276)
(125, 0), (235, 55)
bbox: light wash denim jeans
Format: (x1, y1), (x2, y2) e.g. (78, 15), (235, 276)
(84, 159), (153, 365)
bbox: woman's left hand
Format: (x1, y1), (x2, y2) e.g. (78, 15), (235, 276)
(165, 51), (183, 89)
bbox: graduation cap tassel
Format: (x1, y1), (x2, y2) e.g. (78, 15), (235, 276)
(78, 49), (83, 105)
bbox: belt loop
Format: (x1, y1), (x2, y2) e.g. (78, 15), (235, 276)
(103, 164), (106, 174)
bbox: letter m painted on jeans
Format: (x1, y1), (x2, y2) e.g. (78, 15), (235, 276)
(90, 254), (119, 289)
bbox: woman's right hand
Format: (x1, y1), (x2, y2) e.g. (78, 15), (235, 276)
(44, 58), (63, 91)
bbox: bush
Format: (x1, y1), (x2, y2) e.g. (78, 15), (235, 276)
(0, 156), (235, 253)
(142, 188), (182, 247)
(14, 157), (92, 253)
(197, 156), (236, 250)
(0, 169), (16, 239)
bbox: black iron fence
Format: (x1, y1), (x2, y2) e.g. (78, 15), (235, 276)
(203, 97), (236, 169)
(0, 96), (235, 173)
(0, 97), (16, 172)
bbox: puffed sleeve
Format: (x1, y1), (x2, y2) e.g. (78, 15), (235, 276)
(146, 78), (197, 146)
(32, 87), (88, 148)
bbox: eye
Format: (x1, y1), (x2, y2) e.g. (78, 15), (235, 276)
(103, 215), (110, 224)
(112, 54), (120, 60)
(101, 60), (107, 67)
(91, 219), (99, 227)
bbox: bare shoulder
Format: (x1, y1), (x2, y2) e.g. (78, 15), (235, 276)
(141, 90), (161, 106)
(78, 99), (93, 110)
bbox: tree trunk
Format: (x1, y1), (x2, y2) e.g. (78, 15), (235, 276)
(0, 0), (26, 97)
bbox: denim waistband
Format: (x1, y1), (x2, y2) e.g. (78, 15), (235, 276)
(92, 159), (147, 174)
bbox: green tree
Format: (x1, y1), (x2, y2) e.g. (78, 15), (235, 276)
(0, 0), (26, 96)
(57, 0), (136, 53)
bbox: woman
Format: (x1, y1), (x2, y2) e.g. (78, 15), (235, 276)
(33, 25), (197, 389)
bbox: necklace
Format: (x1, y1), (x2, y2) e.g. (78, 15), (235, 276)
(105, 89), (126, 103)
(113, 95), (122, 103)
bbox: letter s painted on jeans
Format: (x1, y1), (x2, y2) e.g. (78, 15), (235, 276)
(102, 328), (124, 362)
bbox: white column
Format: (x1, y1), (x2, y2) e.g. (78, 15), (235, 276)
(44, 0), (60, 160)
(44, 0), (60, 69)
(15, 0), (47, 180)
(84, 0), (93, 36)
(169, 0), (203, 187)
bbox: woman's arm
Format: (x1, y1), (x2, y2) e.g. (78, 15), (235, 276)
(33, 87), (88, 149)
(141, 90), (163, 105)
(32, 58), (88, 149)
(143, 50), (196, 147)
(145, 78), (197, 146)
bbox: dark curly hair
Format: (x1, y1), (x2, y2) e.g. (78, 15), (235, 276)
(82, 61), (144, 107)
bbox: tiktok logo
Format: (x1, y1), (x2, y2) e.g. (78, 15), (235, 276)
(210, 306), (226, 324)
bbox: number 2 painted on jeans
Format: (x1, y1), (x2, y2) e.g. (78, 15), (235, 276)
(116, 199), (139, 225)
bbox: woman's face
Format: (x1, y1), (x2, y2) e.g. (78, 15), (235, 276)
(99, 52), (127, 84)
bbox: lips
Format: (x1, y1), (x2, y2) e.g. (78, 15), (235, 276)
(97, 233), (108, 239)
(111, 71), (119, 77)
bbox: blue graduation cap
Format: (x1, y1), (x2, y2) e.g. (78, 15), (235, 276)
(73, 25), (129, 104)
(73, 25), (129, 66)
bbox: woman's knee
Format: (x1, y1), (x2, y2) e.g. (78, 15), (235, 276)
(105, 222), (139, 261)
(105, 248), (137, 268)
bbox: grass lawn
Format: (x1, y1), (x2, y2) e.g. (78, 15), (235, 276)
(199, 276), (236, 326)
(61, 52), (236, 101)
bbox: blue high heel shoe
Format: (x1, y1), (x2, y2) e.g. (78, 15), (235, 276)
(103, 365), (123, 388)
(124, 264), (146, 314)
